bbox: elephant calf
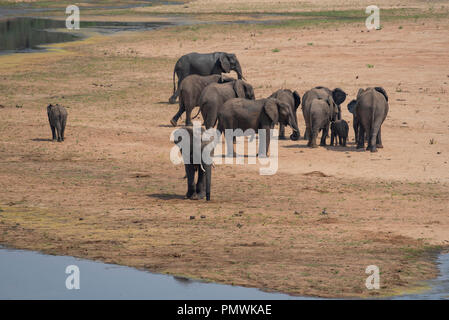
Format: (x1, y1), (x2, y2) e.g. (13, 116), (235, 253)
(330, 119), (349, 147)
(47, 104), (67, 142)
(348, 87), (389, 152)
(170, 74), (234, 127)
(173, 126), (214, 201)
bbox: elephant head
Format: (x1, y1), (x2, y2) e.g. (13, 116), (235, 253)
(264, 98), (300, 140)
(233, 80), (255, 100)
(219, 53), (243, 80)
(315, 86), (346, 119)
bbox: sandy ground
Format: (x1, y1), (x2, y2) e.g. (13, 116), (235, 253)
(1, 3), (449, 298)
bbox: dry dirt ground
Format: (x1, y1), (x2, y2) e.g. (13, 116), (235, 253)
(0, 1), (449, 298)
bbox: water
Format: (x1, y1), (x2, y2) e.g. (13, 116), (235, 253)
(0, 247), (311, 300)
(0, 17), (172, 54)
(391, 253), (449, 300)
(0, 247), (447, 300)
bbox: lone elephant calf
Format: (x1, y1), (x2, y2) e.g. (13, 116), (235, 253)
(173, 126), (215, 201)
(47, 103), (68, 142)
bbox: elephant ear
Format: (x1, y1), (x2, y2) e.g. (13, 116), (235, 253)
(347, 99), (357, 114)
(374, 87), (389, 102)
(332, 88), (347, 105)
(233, 80), (246, 98)
(219, 54), (231, 73)
(293, 91), (301, 110)
(264, 99), (279, 124)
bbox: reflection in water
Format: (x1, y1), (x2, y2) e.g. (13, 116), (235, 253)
(0, 17), (172, 54)
(0, 18), (79, 53)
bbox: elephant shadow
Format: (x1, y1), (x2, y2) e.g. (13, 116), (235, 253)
(147, 193), (185, 200)
(31, 138), (53, 142)
(282, 143), (311, 149)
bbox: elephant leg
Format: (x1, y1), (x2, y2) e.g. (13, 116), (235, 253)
(339, 135), (343, 146)
(185, 107), (193, 127)
(369, 125), (380, 153)
(50, 125), (56, 141)
(343, 137), (347, 147)
(185, 164), (196, 199)
(376, 127), (383, 148)
(264, 129), (271, 157)
(61, 119), (66, 141)
(357, 126), (365, 149)
(320, 126), (328, 146)
(310, 128), (318, 148)
(171, 103), (185, 127)
(225, 131), (235, 157)
(55, 121), (62, 142)
(304, 127), (310, 141)
(279, 124), (286, 140)
(195, 165), (206, 199)
(330, 131), (335, 146)
(205, 164), (212, 201)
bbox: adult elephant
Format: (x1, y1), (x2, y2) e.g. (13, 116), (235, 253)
(198, 79), (255, 129)
(269, 89), (301, 140)
(169, 52), (244, 104)
(217, 97), (300, 156)
(306, 97), (339, 148)
(170, 74), (234, 127)
(302, 86), (347, 141)
(349, 87), (389, 152)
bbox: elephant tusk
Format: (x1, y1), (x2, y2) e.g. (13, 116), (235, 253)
(200, 164), (206, 172)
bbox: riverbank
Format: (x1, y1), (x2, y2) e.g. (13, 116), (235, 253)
(1, 1), (449, 298)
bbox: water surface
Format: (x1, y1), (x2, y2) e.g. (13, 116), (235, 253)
(0, 17), (172, 54)
(0, 247), (447, 299)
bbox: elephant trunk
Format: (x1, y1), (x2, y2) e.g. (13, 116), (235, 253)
(234, 61), (243, 80)
(289, 110), (301, 141)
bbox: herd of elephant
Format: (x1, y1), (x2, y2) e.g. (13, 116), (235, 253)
(169, 52), (389, 201)
(168, 51), (389, 152)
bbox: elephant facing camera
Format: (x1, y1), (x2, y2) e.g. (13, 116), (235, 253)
(173, 126), (217, 201)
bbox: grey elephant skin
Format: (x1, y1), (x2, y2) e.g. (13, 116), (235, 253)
(198, 80), (255, 129)
(47, 104), (67, 142)
(348, 87), (389, 152)
(330, 119), (349, 147)
(269, 89), (301, 140)
(169, 52), (243, 104)
(217, 97), (300, 156)
(174, 127), (214, 201)
(302, 86), (347, 141)
(302, 87), (342, 147)
(170, 74), (234, 127)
